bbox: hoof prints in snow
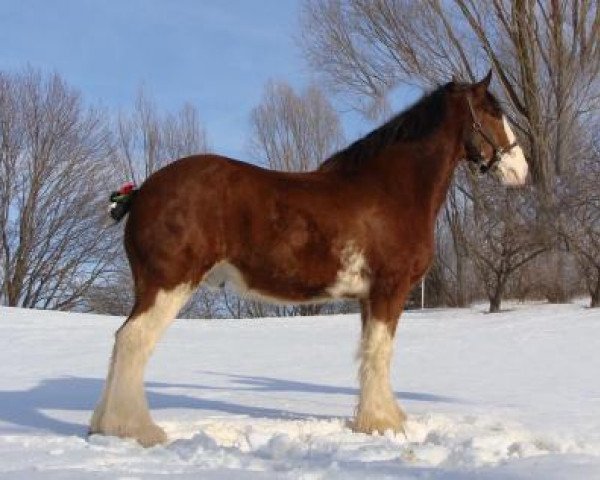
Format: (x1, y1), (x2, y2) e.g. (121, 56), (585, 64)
(156, 414), (600, 475)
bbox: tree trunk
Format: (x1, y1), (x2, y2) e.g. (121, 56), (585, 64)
(547, 250), (570, 303)
(591, 272), (600, 309)
(455, 247), (467, 308)
(489, 276), (505, 313)
(489, 294), (502, 313)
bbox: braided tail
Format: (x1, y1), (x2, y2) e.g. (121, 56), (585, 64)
(109, 182), (137, 223)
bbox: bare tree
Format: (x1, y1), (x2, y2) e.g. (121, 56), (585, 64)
(249, 81), (344, 171)
(435, 175), (478, 307)
(561, 140), (600, 307)
(0, 69), (115, 310)
(114, 90), (209, 185)
(85, 270), (134, 316)
(181, 288), (225, 319)
(461, 183), (546, 312)
(301, 0), (599, 305)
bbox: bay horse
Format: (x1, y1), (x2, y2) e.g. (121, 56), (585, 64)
(90, 71), (527, 446)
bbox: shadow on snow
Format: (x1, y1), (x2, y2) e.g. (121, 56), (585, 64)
(0, 373), (464, 437)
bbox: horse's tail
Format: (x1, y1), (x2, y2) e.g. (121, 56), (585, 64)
(109, 182), (137, 223)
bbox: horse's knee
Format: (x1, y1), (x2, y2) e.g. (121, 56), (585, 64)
(115, 320), (142, 351)
(114, 284), (190, 354)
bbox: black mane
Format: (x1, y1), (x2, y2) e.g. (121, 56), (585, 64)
(319, 84), (452, 173)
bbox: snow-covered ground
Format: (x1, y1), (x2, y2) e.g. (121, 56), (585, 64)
(0, 303), (599, 479)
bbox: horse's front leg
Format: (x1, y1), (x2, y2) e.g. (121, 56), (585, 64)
(353, 289), (408, 435)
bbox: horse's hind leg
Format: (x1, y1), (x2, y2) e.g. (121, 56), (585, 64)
(90, 283), (192, 446)
(353, 290), (408, 435)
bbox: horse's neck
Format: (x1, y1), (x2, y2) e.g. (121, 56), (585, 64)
(373, 122), (463, 218)
(424, 140), (462, 217)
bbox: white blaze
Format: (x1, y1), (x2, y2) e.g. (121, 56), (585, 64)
(497, 116), (528, 186)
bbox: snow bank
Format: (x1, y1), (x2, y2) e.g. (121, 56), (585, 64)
(0, 302), (598, 478)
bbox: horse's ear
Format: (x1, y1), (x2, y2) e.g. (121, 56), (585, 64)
(447, 74), (464, 93)
(472, 69), (492, 97)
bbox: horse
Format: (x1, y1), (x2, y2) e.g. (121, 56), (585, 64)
(90, 71), (528, 446)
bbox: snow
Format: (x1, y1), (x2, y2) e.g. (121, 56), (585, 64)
(0, 302), (599, 479)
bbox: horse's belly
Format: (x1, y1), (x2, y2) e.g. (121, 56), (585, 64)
(202, 258), (368, 304)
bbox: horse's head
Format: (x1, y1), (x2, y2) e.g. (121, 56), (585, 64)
(454, 71), (528, 186)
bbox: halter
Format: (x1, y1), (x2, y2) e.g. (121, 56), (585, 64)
(465, 96), (518, 174)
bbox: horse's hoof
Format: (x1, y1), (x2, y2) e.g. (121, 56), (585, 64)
(352, 416), (406, 435)
(88, 421), (167, 447)
(352, 404), (406, 435)
(134, 423), (168, 447)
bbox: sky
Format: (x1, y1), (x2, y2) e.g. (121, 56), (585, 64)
(0, 0), (417, 160)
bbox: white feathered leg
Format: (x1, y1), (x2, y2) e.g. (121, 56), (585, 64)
(90, 284), (191, 446)
(353, 320), (405, 434)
